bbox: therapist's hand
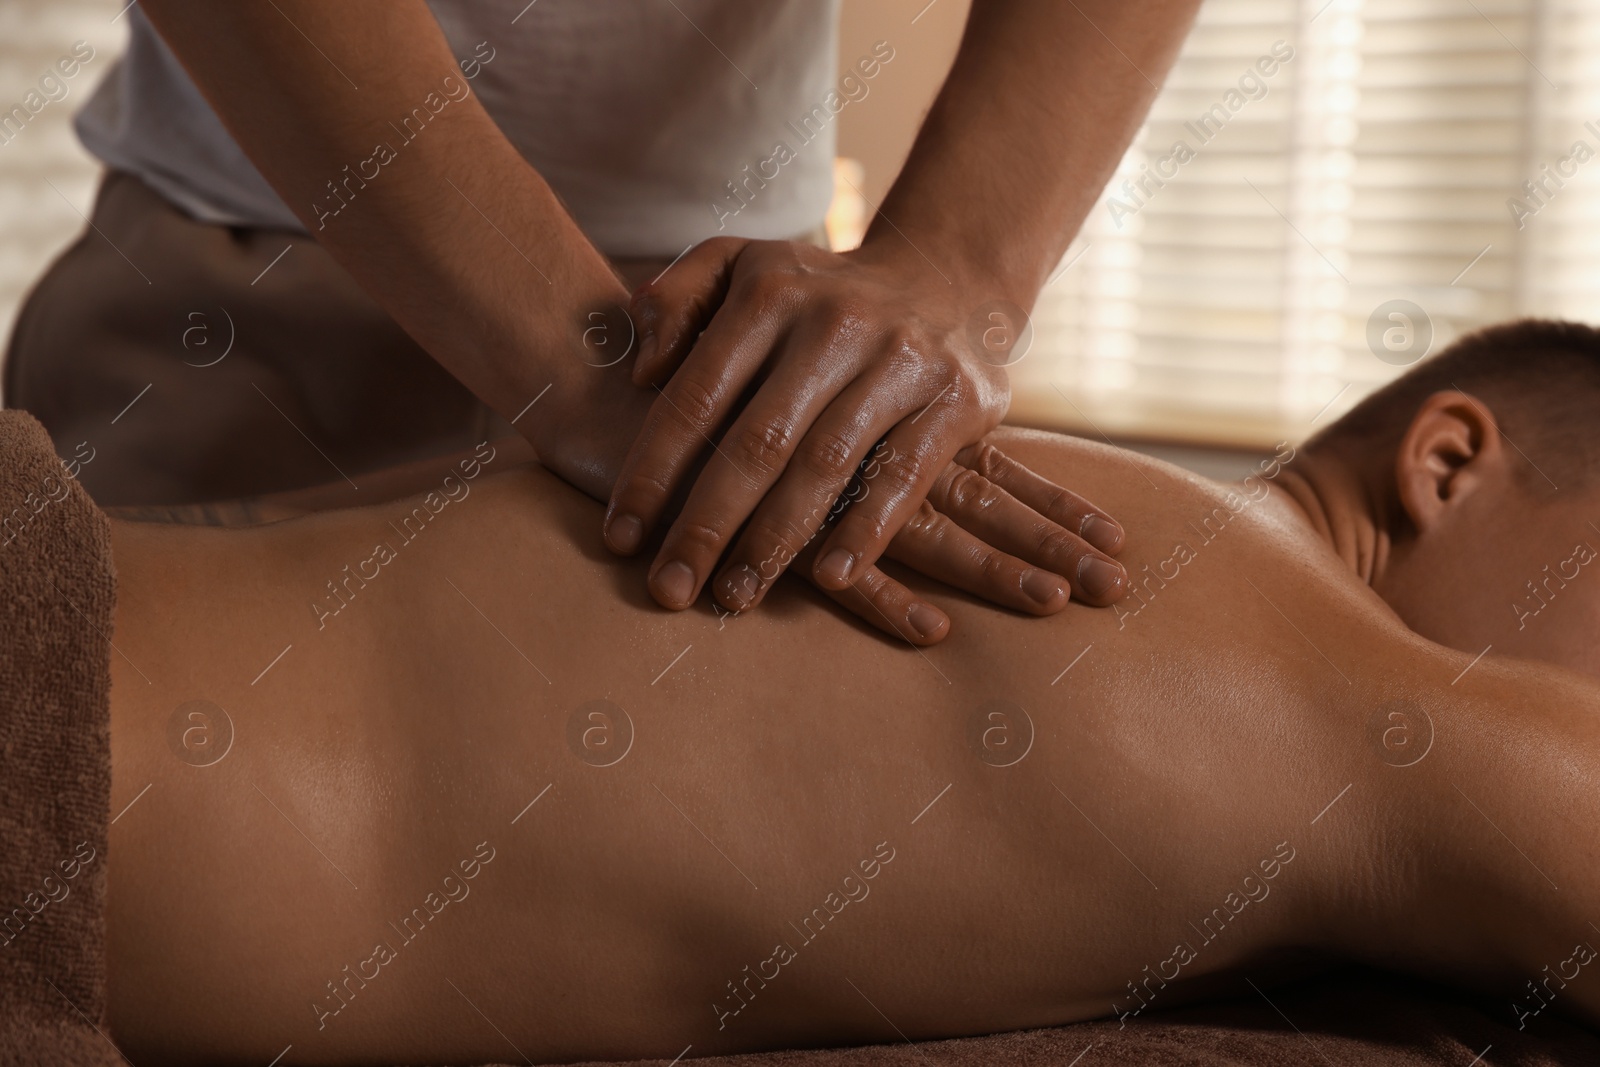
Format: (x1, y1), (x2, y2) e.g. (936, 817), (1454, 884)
(603, 236), (1127, 617)
(781, 436), (1129, 644)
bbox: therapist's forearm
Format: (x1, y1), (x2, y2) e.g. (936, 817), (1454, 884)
(136, 0), (629, 466)
(865, 0), (1200, 306)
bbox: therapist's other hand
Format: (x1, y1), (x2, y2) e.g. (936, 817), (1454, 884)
(781, 437), (1129, 644)
(603, 236), (1127, 619)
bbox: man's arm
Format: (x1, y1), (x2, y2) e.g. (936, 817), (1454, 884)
(136, 0), (629, 488)
(608, 0), (1201, 615)
(1301, 643), (1600, 1030)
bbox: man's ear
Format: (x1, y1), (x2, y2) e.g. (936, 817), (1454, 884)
(1393, 390), (1506, 535)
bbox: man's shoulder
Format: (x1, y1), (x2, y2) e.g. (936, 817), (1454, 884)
(985, 424), (1405, 654)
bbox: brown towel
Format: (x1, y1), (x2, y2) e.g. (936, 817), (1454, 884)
(1, 405), (1596, 1066)
(0, 410), (118, 1067)
(558, 968), (1597, 1066)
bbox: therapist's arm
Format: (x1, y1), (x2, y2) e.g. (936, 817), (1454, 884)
(614, 0), (1201, 614)
(134, 0), (1134, 641)
(135, 0), (630, 493)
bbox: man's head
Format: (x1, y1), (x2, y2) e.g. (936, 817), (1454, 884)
(1305, 318), (1600, 678)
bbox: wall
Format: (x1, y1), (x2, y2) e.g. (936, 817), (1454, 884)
(833, 0), (968, 210)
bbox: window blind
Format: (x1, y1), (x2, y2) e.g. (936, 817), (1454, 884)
(1010, 0), (1599, 448)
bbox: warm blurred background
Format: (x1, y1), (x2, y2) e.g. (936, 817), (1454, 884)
(0, 0), (114, 359)
(4, 0), (1597, 473)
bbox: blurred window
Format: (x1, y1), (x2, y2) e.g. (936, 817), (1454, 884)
(1012, 0), (1600, 447)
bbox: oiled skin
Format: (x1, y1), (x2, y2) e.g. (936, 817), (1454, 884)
(104, 427), (1600, 1065)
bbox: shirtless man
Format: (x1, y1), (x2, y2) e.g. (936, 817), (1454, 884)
(101, 319), (1600, 1065)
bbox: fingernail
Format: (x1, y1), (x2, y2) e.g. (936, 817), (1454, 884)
(907, 603), (946, 641)
(718, 564), (760, 611)
(607, 513), (642, 554)
(1079, 514), (1124, 554)
(654, 560), (697, 608)
(816, 549), (855, 587)
(1021, 567), (1067, 607)
(1077, 556), (1126, 601)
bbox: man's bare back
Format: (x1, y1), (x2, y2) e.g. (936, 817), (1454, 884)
(102, 425), (1600, 1066)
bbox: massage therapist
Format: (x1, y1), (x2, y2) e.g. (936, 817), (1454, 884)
(3, 0), (1199, 637)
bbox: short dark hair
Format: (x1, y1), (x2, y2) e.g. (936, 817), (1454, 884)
(1309, 317), (1600, 489)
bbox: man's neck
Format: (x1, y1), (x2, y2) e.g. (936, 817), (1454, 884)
(1258, 450), (1395, 588)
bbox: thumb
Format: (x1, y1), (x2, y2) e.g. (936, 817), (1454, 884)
(629, 236), (749, 386)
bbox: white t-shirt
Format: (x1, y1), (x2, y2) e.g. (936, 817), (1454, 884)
(75, 0), (842, 256)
